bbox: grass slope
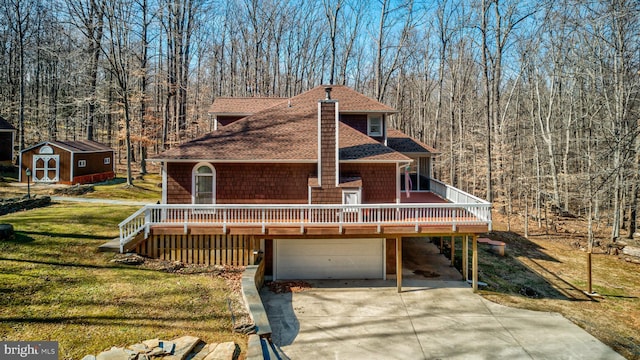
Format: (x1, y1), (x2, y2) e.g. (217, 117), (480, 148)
(476, 215), (640, 360)
(0, 175), (162, 202)
(0, 203), (244, 359)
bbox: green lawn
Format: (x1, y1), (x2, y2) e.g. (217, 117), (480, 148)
(0, 174), (162, 202)
(0, 203), (245, 358)
(82, 175), (162, 201)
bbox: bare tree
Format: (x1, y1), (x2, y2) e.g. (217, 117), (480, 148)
(103, 0), (135, 185)
(323, 0), (341, 85)
(2, 0), (35, 152)
(65, 0), (105, 141)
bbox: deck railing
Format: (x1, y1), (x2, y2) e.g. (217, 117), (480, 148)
(118, 200), (492, 253)
(429, 179), (491, 223)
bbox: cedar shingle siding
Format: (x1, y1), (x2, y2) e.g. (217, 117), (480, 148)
(340, 114), (367, 135)
(310, 100), (342, 204)
(166, 163), (193, 204)
(342, 163), (396, 203)
(217, 163), (313, 204)
(167, 162), (314, 204)
(166, 162), (396, 205)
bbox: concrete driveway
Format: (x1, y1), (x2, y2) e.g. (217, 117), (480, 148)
(261, 279), (623, 359)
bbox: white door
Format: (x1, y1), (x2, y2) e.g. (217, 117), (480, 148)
(275, 238), (384, 280)
(32, 155), (59, 183)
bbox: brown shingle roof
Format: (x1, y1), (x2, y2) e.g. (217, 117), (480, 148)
(209, 97), (287, 115)
(0, 116), (16, 131)
(153, 85), (409, 162)
(50, 140), (113, 152)
(22, 140), (113, 154)
(387, 129), (440, 154)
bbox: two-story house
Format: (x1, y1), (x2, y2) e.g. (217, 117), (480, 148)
(118, 85), (491, 291)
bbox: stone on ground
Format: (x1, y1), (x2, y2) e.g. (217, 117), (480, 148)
(86, 337), (238, 360)
(127, 343), (149, 353)
(0, 223), (14, 240)
(190, 343), (219, 360)
(203, 342), (238, 360)
(165, 336), (201, 360)
(141, 339), (160, 349)
(96, 346), (137, 360)
(622, 245), (640, 258)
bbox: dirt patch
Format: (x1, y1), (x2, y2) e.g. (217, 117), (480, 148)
(413, 269), (440, 278)
(53, 184), (94, 196)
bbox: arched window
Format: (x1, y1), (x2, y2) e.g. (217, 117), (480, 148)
(192, 163), (215, 204)
(39, 145), (54, 155)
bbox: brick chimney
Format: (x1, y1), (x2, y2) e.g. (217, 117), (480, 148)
(318, 86), (339, 188)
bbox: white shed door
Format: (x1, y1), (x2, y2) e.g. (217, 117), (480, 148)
(275, 238), (384, 280)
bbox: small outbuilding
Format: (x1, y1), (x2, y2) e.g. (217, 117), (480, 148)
(0, 116), (17, 165)
(19, 140), (115, 185)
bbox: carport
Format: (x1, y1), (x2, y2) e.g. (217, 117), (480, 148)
(269, 234), (482, 293)
(395, 235), (480, 292)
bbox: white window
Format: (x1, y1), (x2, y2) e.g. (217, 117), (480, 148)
(367, 115), (383, 136)
(39, 145), (54, 155)
(104, 157), (111, 165)
(342, 189), (361, 213)
(192, 163), (215, 204)
(78, 160), (87, 167)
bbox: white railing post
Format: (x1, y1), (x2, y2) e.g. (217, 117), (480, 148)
(144, 208), (151, 238)
(183, 209), (188, 234)
(119, 227), (124, 253)
(223, 209), (227, 233)
(300, 208), (304, 233)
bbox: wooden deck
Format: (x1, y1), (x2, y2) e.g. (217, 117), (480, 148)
(400, 191), (448, 203)
(119, 184), (492, 252)
(149, 224), (489, 237)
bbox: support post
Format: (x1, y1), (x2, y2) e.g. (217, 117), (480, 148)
(587, 252), (592, 294)
(439, 237), (443, 253)
(472, 235), (478, 292)
(450, 236), (455, 266)
(396, 236), (402, 293)
(462, 235), (468, 281)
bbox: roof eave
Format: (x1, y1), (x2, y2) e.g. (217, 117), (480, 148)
(208, 112), (252, 116)
(148, 158), (317, 163)
(339, 159), (413, 163)
(340, 109), (398, 114)
(399, 151), (440, 156)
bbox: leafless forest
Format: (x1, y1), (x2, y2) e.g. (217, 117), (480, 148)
(1, 0), (638, 241)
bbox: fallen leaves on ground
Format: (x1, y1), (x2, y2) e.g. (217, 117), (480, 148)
(266, 280), (313, 293)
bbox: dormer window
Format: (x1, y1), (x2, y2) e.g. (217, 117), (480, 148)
(367, 115), (382, 137)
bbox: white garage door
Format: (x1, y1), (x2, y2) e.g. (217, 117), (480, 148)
(275, 238), (384, 280)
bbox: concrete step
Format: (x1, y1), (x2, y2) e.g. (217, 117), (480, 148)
(98, 238), (120, 252)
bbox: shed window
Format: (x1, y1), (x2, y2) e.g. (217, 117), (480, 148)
(104, 157), (111, 165)
(367, 115), (382, 136)
(78, 160), (87, 167)
(39, 145), (54, 155)
(192, 163), (215, 204)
